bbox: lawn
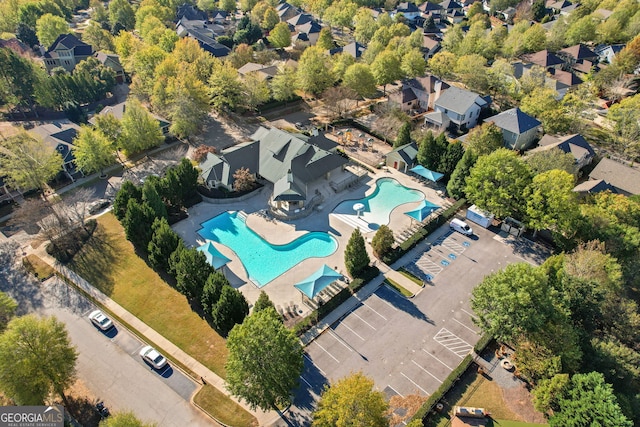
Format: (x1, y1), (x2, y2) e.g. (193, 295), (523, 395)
(398, 267), (423, 286)
(23, 254), (55, 281)
(69, 214), (228, 376)
(384, 278), (413, 297)
(194, 385), (257, 427)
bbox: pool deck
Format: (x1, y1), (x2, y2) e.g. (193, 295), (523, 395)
(172, 165), (448, 317)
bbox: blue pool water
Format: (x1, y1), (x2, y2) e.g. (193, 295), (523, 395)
(197, 211), (337, 287)
(333, 178), (424, 227)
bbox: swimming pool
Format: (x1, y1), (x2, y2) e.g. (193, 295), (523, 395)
(333, 178), (424, 227)
(197, 211), (337, 287)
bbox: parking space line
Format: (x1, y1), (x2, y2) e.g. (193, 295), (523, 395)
(313, 340), (340, 363)
(411, 360), (443, 384)
(434, 328), (474, 357)
(400, 372), (430, 395)
(327, 330), (353, 352)
(461, 308), (478, 319)
(300, 376), (312, 387)
(452, 318), (481, 335)
(387, 384), (404, 398)
(373, 294), (399, 311)
(352, 312), (377, 330)
(361, 300), (387, 321)
(422, 349), (454, 370)
(336, 321), (365, 341)
(304, 353), (326, 375)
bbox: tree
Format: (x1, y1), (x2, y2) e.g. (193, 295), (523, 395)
(268, 22), (291, 49)
(371, 50), (402, 95)
(253, 290), (276, 314)
(533, 373), (570, 414)
(439, 141), (465, 179)
(395, 122), (411, 148)
(455, 54), (489, 93)
(192, 145), (217, 162)
(211, 285), (250, 335)
(607, 93), (640, 157)
(82, 21), (115, 52)
(209, 59), (244, 111)
(549, 372), (632, 427)
(233, 167), (257, 192)
(354, 7), (377, 44)
(313, 372), (389, 427)
(471, 263), (555, 342)
(401, 49), (426, 79)
(0, 315), (77, 405)
(147, 217), (179, 271)
(565, 15), (597, 46)
(344, 228), (370, 277)
(122, 199), (156, 250)
(343, 63), (377, 99)
(522, 23), (547, 53)
(0, 47), (40, 116)
(417, 131), (447, 171)
(0, 130), (62, 192)
(72, 126), (115, 176)
(322, 86), (355, 121)
(226, 307), (303, 410)
(371, 225), (394, 258)
(16, 23), (39, 48)
(331, 53), (355, 82)
(0, 292), (16, 333)
(174, 247), (214, 301)
(100, 411), (156, 427)
(521, 88), (571, 134)
(113, 180), (141, 220)
(465, 149), (532, 219)
(524, 169), (577, 234)
(142, 179), (168, 220)
(525, 148), (576, 176)
(219, 0), (236, 12)
(270, 65), (297, 102)
(243, 72), (271, 111)
(108, 0), (135, 31)
(466, 122), (504, 156)
(317, 27), (334, 50)
(428, 51), (457, 79)
(119, 99), (164, 155)
(35, 13), (67, 49)
(296, 46), (333, 96)
(447, 149), (477, 200)
(201, 271), (227, 313)
(174, 158), (199, 205)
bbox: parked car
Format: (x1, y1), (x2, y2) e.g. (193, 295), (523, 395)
(450, 218), (473, 236)
(140, 345), (168, 369)
(88, 310), (113, 330)
(88, 199), (110, 215)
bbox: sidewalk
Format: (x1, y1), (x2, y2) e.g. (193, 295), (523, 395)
(27, 244), (280, 427)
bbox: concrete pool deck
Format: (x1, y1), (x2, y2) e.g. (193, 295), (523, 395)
(171, 165), (448, 317)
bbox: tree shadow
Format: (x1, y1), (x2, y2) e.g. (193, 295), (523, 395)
(68, 225), (120, 296)
(63, 395), (101, 427)
(375, 285), (435, 324)
(283, 355), (328, 426)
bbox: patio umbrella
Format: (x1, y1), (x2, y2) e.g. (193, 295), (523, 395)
(197, 241), (231, 270)
(409, 165), (444, 182)
(294, 264), (343, 299)
(404, 200), (441, 223)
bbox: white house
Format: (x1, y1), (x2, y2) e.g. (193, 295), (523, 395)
(429, 86), (488, 130)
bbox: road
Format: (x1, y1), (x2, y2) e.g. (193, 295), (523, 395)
(1, 264), (214, 427)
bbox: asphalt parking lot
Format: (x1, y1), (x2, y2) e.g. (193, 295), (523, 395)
(292, 223), (549, 421)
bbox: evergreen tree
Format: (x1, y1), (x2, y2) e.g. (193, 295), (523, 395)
(113, 180), (141, 221)
(175, 158), (200, 206)
(211, 285), (250, 335)
(395, 122), (411, 147)
(418, 131), (447, 171)
(142, 179), (168, 220)
(122, 199), (156, 250)
(344, 228), (370, 277)
(447, 149), (477, 200)
(174, 247), (214, 301)
(438, 141), (465, 179)
(371, 225), (394, 258)
(201, 271), (228, 313)
(253, 290), (277, 315)
(168, 240), (185, 278)
(147, 217), (180, 271)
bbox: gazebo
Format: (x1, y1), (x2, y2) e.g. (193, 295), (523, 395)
(294, 264), (343, 305)
(405, 200), (441, 224)
(409, 165), (444, 182)
(197, 241), (231, 271)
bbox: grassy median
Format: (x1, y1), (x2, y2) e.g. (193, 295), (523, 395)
(194, 385), (258, 427)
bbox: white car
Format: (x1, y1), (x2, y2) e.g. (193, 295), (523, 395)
(140, 345), (168, 370)
(88, 310), (113, 331)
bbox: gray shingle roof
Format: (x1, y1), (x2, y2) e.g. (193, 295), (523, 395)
(589, 158), (640, 195)
(388, 142), (418, 164)
(573, 179), (618, 194)
(486, 107), (541, 134)
(434, 86), (485, 115)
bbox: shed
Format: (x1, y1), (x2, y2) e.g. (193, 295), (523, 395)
(466, 205), (494, 228)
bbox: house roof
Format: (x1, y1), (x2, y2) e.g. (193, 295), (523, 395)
(406, 75), (448, 93)
(522, 49), (564, 68)
(273, 171), (306, 201)
(185, 28), (231, 57)
(589, 158), (640, 195)
(388, 142), (418, 164)
(440, 0), (463, 9)
(30, 122), (79, 165)
(419, 1), (443, 11)
(0, 38), (31, 56)
(43, 33), (92, 57)
(573, 179), (618, 194)
(451, 416), (488, 427)
(560, 44), (597, 61)
(297, 20), (322, 34)
(287, 13), (313, 26)
(237, 62), (278, 79)
(572, 60), (597, 73)
(435, 86), (485, 114)
(548, 68), (583, 86)
(594, 8), (613, 19)
(176, 4), (207, 21)
(549, 0), (572, 10)
(396, 2), (420, 13)
(94, 51), (123, 71)
(329, 42), (366, 58)
(486, 107), (541, 134)
(533, 133), (595, 163)
(425, 110), (451, 126)
(423, 36), (440, 50)
(89, 101), (170, 129)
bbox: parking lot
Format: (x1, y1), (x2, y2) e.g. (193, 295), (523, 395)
(291, 224), (548, 424)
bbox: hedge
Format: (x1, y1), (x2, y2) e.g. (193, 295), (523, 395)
(382, 199), (467, 265)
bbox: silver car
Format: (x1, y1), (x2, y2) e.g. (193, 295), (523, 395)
(88, 310), (113, 331)
(140, 345), (168, 369)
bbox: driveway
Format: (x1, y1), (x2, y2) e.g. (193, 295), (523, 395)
(0, 266), (213, 427)
(279, 224), (550, 426)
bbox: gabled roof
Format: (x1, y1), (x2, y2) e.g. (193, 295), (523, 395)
(237, 62), (278, 79)
(396, 2), (420, 13)
(537, 134), (595, 161)
(486, 107), (541, 134)
(560, 44), (597, 61)
(522, 49), (564, 68)
(405, 75), (448, 93)
(329, 42), (366, 58)
(388, 142), (418, 164)
(435, 86), (485, 114)
(176, 4), (207, 21)
(424, 110), (451, 127)
(273, 171), (306, 201)
(30, 122), (79, 165)
(287, 13), (313, 26)
(44, 33), (92, 57)
(88, 101), (170, 129)
(573, 179), (618, 194)
(548, 68), (583, 86)
(186, 29), (231, 57)
(94, 51), (123, 71)
(419, 1), (443, 12)
(549, 0), (572, 9)
(594, 8), (613, 19)
(297, 20), (322, 34)
(589, 158), (640, 195)
(423, 36), (440, 50)
(440, 0), (463, 9)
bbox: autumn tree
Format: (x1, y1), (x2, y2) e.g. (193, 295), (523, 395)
(343, 63), (377, 99)
(72, 126), (115, 176)
(296, 46), (333, 96)
(119, 99), (164, 155)
(268, 22), (291, 49)
(233, 167), (256, 192)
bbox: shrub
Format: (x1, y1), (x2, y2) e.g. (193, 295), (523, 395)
(192, 145), (217, 162)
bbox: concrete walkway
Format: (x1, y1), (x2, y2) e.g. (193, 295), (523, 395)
(26, 244), (280, 427)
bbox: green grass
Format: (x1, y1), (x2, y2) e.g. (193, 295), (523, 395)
(384, 278), (413, 297)
(22, 254), (55, 281)
(490, 421), (548, 427)
(398, 267), (423, 285)
(194, 385), (258, 427)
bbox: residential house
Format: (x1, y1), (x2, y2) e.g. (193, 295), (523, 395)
(0, 38), (32, 57)
(389, 75), (449, 113)
(485, 107), (541, 150)
(573, 179), (618, 195)
(200, 127), (349, 213)
(94, 52), (125, 83)
(595, 44), (625, 64)
(287, 13), (314, 27)
(385, 141), (418, 172)
(0, 176), (23, 203)
(175, 4), (207, 21)
(423, 110), (451, 131)
(176, 19), (230, 57)
(29, 122), (81, 181)
(594, 8), (613, 20)
(547, 68), (583, 88)
(549, 0), (579, 15)
(211, 10), (229, 24)
(531, 133), (596, 170)
(428, 86), (489, 131)
(440, 0), (464, 16)
(522, 49), (564, 70)
(292, 20), (322, 46)
(422, 36), (441, 59)
(419, 1), (444, 22)
(89, 101), (171, 134)
(560, 44), (598, 63)
(391, 2), (421, 21)
(237, 62), (278, 80)
(277, 2), (301, 21)
(329, 42), (366, 59)
(586, 158), (640, 196)
(42, 33), (93, 73)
